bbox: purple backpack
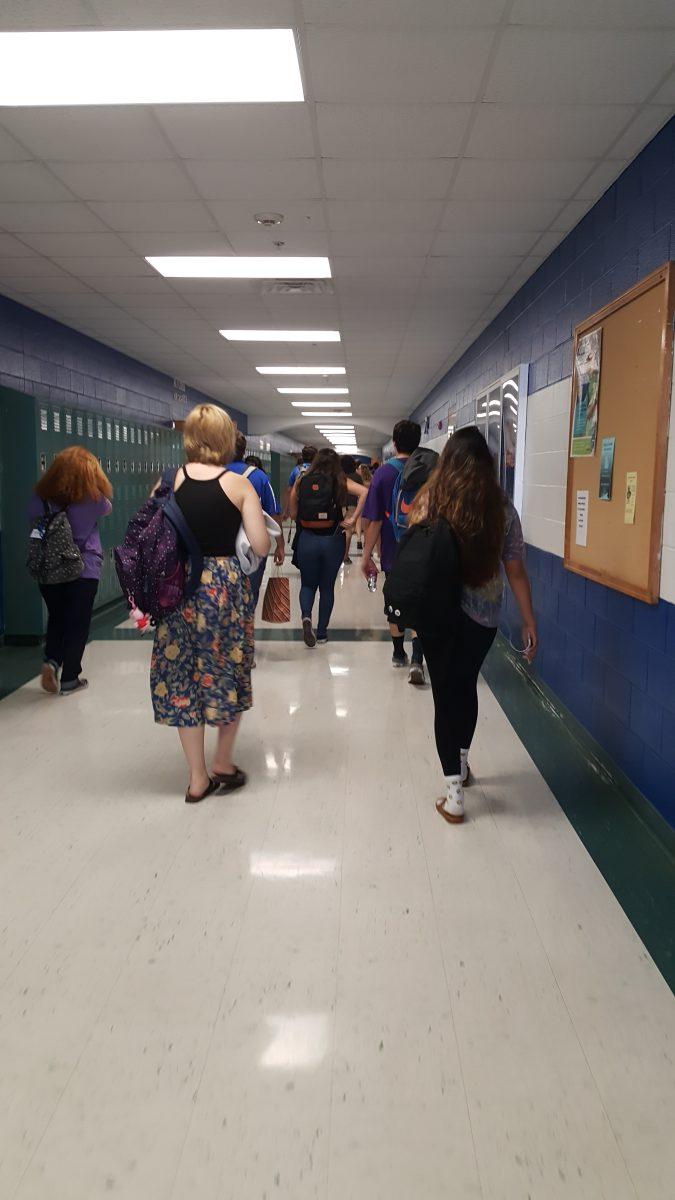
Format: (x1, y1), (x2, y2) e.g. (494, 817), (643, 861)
(114, 472), (203, 623)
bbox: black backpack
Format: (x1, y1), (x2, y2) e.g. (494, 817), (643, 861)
(27, 502), (84, 585)
(297, 471), (341, 530)
(383, 518), (461, 636)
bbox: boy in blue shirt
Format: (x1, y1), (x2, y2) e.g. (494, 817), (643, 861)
(230, 433), (285, 607)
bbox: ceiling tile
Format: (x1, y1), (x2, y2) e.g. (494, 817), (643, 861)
(549, 199), (595, 231)
(307, 29), (493, 103)
(0, 125), (32, 162)
(207, 199), (326, 232)
(185, 160), (321, 201)
(330, 231), (434, 256)
(155, 105), (314, 159)
(509, 0), (675, 28)
(574, 160), (630, 200)
(452, 159), (592, 200)
(332, 256), (426, 278)
(88, 202), (217, 232)
(609, 107), (673, 158)
(650, 73), (675, 104)
(8, 277), (95, 295)
(0, 257), (70, 278)
(224, 230), (330, 255)
(0, 202), (107, 232)
(0, 1), (95, 28)
(48, 162), (199, 202)
(121, 231), (234, 256)
(89, 0), (295, 26)
(440, 198), (563, 232)
(53, 256), (155, 277)
(327, 199), (443, 232)
(426, 255), (523, 285)
(431, 230), (539, 256)
(0, 108), (172, 161)
(467, 104), (638, 160)
(19, 231), (135, 257)
(0, 233), (41, 256)
(0, 163), (72, 203)
(316, 104), (472, 159)
(487, 30), (675, 104)
(322, 159), (454, 200)
(302, 0), (505, 27)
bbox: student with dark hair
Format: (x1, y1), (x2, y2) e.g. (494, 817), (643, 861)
(409, 427), (537, 824)
(290, 448), (367, 646)
(228, 431), (284, 608)
(360, 420), (427, 684)
(340, 454), (363, 564)
(244, 455), (264, 471)
(283, 445), (317, 521)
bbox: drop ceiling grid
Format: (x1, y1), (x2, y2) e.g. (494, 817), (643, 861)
(0, 0), (670, 444)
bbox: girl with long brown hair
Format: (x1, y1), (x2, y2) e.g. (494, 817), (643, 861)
(410, 427), (537, 823)
(29, 445), (112, 695)
(290, 447), (367, 646)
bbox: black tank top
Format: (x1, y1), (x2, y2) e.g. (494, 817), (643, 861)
(175, 467), (241, 556)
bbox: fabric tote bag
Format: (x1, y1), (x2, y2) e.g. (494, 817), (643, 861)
(261, 568), (291, 623)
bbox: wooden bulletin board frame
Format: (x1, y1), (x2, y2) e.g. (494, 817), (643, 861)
(563, 261), (675, 604)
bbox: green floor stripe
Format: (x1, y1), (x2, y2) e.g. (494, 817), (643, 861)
(483, 634), (675, 994)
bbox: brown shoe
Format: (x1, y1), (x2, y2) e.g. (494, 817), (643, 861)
(41, 662), (59, 694)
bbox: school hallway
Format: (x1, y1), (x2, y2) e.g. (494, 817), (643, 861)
(1, 561), (674, 1200)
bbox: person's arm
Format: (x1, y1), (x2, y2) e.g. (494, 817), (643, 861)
(262, 479), (285, 565)
(361, 518), (382, 577)
(240, 480), (271, 557)
(288, 480), (300, 520)
(342, 479), (368, 527)
(504, 557), (537, 662)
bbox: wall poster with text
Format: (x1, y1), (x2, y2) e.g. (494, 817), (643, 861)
(571, 328), (602, 458)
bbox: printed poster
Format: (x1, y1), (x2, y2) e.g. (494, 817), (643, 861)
(624, 472), (637, 524)
(598, 437), (616, 500)
(575, 490), (589, 547)
(571, 328), (602, 458)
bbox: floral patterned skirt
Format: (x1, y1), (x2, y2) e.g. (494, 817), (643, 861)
(151, 556), (254, 727)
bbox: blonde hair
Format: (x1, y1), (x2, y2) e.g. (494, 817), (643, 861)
(36, 445), (112, 504)
(183, 404), (236, 465)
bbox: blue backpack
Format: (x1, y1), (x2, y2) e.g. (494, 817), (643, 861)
(388, 448), (439, 541)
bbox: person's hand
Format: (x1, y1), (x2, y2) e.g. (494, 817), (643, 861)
(361, 555), (376, 580)
(522, 623), (538, 663)
(274, 539), (285, 567)
(341, 517), (356, 533)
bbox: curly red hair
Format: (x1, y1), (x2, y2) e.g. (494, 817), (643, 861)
(35, 445), (113, 505)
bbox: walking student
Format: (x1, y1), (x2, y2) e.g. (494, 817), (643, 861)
(409, 427), (537, 825)
(228, 432), (285, 609)
(361, 420), (427, 685)
(150, 404), (270, 803)
(28, 446), (112, 696)
(290, 448), (367, 646)
(340, 454), (364, 564)
(282, 444), (316, 520)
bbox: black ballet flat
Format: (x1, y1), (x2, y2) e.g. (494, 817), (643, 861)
(185, 777), (219, 804)
(213, 766), (248, 792)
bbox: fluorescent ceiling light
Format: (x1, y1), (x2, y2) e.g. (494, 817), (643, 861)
(220, 330), (340, 342)
(0, 30), (304, 106)
(301, 411), (352, 418)
(147, 256), (330, 279)
(256, 366), (346, 375)
(291, 401), (350, 408)
(279, 387), (348, 395)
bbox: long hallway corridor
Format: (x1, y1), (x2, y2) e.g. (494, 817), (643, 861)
(2, 565), (674, 1200)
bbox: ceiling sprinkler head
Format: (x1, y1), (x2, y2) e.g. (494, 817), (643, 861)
(254, 212), (284, 227)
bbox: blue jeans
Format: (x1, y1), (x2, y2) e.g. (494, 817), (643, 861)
(296, 530), (345, 637)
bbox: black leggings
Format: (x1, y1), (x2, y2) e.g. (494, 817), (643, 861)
(40, 578), (98, 685)
(420, 612), (497, 778)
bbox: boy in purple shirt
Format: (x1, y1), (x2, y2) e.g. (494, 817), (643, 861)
(361, 420), (426, 685)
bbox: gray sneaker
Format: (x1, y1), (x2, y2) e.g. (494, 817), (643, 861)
(302, 618), (316, 648)
(392, 650), (409, 669)
(408, 663), (426, 686)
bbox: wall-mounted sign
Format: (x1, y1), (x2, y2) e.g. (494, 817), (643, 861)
(599, 437), (615, 500)
(575, 490), (589, 547)
(625, 472), (637, 524)
(571, 328), (602, 458)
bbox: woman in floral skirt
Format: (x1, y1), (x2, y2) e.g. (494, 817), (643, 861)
(150, 404), (270, 802)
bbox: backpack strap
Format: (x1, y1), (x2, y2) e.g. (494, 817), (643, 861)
(160, 467), (176, 491)
(243, 465), (256, 479)
(161, 495), (204, 600)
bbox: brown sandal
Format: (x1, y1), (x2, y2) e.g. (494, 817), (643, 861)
(436, 798), (464, 824)
(185, 778), (219, 804)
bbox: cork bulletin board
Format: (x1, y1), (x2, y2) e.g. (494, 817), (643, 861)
(563, 262), (675, 603)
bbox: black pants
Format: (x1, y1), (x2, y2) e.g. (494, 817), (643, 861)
(420, 611), (497, 778)
(39, 578), (98, 685)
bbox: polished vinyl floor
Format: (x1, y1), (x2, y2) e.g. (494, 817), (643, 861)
(1, 563), (675, 1200)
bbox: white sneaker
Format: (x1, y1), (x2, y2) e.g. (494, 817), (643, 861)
(436, 776), (464, 824)
(460, 749), (471, 786)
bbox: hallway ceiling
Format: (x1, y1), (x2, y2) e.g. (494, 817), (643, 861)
(0, 2), (673, 452)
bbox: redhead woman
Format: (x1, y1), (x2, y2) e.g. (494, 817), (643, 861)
(410, 427), (537, 824)
(28, 446), (112, 696)
(150, 404), (270, 803)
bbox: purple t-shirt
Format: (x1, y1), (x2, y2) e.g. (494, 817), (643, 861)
(28, 494), (112, 580)
(362, 459), (405, 573)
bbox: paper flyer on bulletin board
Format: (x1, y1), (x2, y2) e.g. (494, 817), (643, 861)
(571, 328), (602, 458)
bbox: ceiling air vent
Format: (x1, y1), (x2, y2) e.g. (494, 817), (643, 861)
(261, 280), (334, 296)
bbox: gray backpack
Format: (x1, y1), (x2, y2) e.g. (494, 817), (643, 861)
(27, 503), (84, 585)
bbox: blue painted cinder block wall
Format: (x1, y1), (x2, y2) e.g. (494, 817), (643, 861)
(412, 116), (675, 830)
(0, 292), (247, 431)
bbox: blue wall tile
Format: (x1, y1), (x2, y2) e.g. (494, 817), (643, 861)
(630, 688), (663, 753)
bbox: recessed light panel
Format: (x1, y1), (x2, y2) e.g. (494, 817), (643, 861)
(0, 29), (304, 105)
(148, 257), (330, 279)
(291, 401), (351, 407)
(256, 367), (346, 375)
(279, 388), (348, 395)
(220, 330), (341, 342)
(301, 411), (352, 417)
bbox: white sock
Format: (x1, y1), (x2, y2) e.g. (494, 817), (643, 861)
(460, 749), (469, 784)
